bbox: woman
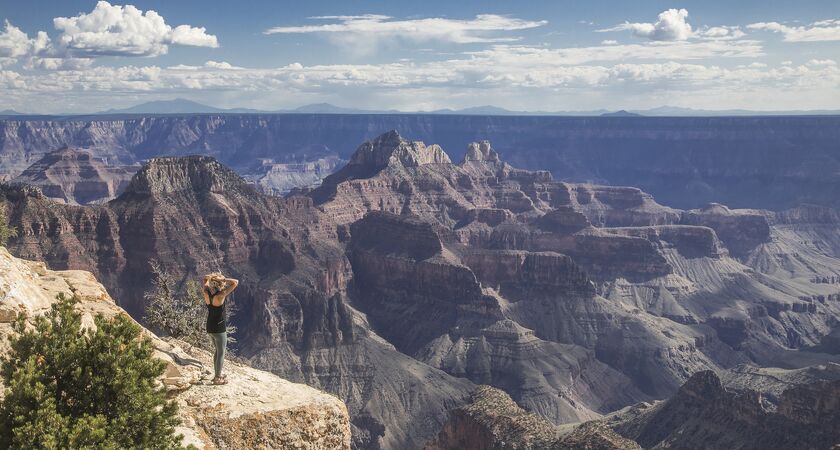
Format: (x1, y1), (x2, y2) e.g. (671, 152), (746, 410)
(202, 272), (239, 385)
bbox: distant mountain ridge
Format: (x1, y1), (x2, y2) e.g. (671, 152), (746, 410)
(99, 98), (262, 114)
(95, 99), (840, 116)
(601, 110), (643, 117)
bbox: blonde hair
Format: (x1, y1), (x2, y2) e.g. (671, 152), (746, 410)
(206, 272), (227, 292)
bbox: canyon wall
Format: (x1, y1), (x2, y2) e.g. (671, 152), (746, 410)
(2, 115), (840, 209)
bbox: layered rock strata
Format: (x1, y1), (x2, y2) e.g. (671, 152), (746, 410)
(11, 147), (136, 204)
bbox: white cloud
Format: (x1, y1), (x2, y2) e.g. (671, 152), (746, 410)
(2, 54), (839, 113)
(264, 14), (546, 45)
(808, 59), (837, 66)
(697, 26), (746, 40)
(748, 19), (840, 42)
(24, 57), (94, 70)
(0, 21), (50, 59)
(597, 9), (693, 41)
(2, 9), (839, 112)
(470, 40), (763, 66)
(52, 1), (218, 57)
(1, 42), (823, 95)
(203, 60), (242, 70)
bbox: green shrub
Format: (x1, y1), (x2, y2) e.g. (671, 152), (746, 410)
(0, 294), (191, 449)
(0, 203), (16, 246)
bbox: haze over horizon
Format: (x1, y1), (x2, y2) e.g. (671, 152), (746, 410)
(1, 0), (839, 114)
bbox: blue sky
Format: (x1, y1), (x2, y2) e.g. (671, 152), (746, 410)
(1, 0), (838, 113)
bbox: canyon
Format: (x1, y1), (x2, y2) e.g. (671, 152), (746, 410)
(2, 115), (840, 209)
(3, 127), (840, 449)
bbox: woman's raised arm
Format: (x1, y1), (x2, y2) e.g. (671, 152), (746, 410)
(219, 278), (239, 297)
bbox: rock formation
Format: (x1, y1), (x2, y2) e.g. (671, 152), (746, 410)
(11, 147), (136, 204)
(0, 246), (351, 449)
(606, 370), (840, 449)
(2, 154), (473, 449)
(246, 156), (344, 195)
(3, 115), (840, 210)
(426, 385), (642, 450)
(4, 131), (840, 448)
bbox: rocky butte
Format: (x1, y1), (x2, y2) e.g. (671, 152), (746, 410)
(3, 130), (840, 449)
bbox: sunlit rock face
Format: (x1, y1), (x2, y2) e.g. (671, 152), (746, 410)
(246, 156), (345, 195)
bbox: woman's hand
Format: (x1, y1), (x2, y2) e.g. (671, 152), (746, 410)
(218, 278), (239, 296)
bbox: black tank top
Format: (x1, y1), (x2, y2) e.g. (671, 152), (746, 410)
(205, 289), (227, 333)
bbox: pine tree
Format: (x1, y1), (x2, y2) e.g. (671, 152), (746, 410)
(0, 294), (192, 449)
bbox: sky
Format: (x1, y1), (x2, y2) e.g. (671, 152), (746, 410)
(0, 0), (839, 113)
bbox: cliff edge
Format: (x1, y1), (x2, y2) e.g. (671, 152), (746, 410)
(0, 246), (351, 449)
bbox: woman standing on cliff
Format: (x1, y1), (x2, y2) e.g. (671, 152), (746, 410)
(203, 273), (239, 385)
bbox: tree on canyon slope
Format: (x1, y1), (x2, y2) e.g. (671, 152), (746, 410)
(0, 203), (16, 246)
(0, 294), (191, 449)
(144, 261), (237, 352)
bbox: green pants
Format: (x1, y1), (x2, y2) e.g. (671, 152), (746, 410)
(209, 332), (226, 378)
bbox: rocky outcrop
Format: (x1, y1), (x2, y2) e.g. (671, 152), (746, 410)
(607, 225), (726, 259)
(607, 370), (840, 449)
(247, 156), (344, 195)
(11, 147), (136, 204)
(568, 184), (681, 228)
(426, 386), (641, 450)
(123, 155), (256, 197)
(0, 246), (352, 449)
(463, 141), (501, 164)
(348, 130), (451, 170)
(348, 212), (646, 423)
(432, 370), (840, 450)
(347, 211), (503, 356)
(556, 422), (642, 450)
(680, 204), (771, 258)
(425, 385), (559, 450)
